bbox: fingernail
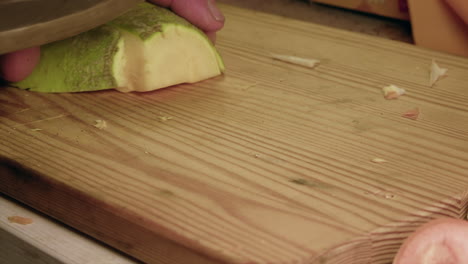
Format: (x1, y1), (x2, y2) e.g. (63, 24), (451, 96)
(207, 0), (224, 22)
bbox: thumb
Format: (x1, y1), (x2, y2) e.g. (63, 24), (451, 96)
(0, 47), (40, 82)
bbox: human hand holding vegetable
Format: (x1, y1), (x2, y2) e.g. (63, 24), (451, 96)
(0, 0), (225, 83)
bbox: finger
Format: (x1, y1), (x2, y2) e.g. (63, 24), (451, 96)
(146, 0), (173, 7)
(394, 218), (468, 264)
(205, 31), (216, 43)
(148, 0), (225, 33)
(445, 0), (468, 24)
(147, 0), (172, 7)
(0, 47), (40, 82)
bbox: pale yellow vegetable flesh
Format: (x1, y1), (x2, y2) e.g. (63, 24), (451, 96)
(13, 3), (224, 93)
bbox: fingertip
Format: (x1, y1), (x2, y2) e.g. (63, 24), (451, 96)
(171, 0), (225, 33)
(205, 31), (217, 44)
(0, 47), (40, 82)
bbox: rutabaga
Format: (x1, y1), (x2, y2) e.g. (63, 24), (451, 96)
(13, 2), (225, 93)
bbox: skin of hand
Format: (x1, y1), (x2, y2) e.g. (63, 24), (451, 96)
(394, 218), (468, 264)
(0, 0), (225, 83)
(445, 0), (468, 24)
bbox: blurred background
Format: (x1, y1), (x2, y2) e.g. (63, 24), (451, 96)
(218, 0), (468, 57)
(218, 0), (413, 43)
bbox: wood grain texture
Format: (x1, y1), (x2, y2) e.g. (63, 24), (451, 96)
(1, 4), (468, 264)
(0, 195), (138, 264)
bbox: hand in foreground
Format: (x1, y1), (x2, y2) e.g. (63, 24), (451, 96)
(445, 0), (468, 24)
(394, 218), (468, 264)
(0, 0), (225, 83)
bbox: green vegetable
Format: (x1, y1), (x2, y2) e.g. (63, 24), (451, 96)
(13, 2), (224, 93)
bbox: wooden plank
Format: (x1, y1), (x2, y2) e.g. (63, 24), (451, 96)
(0, 1), (416, 263)
(0, 2), (417, 263)
(0, 195), (138, 264)
(1, 4), (468, 264)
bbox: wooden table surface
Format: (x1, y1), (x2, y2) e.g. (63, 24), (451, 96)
(2, 1), (466, 264)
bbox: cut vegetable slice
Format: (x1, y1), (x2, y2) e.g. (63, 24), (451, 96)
(371, 158), (387, 163)
(93, 120), (107, 129)
(12, 3), (225, 93)
(402, 108), (420, 120)
(271, 54), (320, 68)
(382, 85), (405, 99)
(429, 60), (448, 87)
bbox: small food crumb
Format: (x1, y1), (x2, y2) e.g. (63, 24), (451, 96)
(271, 53), (320, 69)
(31, 128), (42, 131)
(430, 60), (448, 87)
(93, 120), (107, 129)
(402, 108), (420, 120)
(382, 85), (405, 99)
(158, 116), (173, 122)
(242, 82), (257, 91)
(371, 158), (387, 163)
(8, 216), (33, 225)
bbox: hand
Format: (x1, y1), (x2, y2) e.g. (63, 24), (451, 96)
(394, 218), (468, 264)
(0, 0), (225, 83)
(445, 0), (468, 24)
(149, 0), (225, 42)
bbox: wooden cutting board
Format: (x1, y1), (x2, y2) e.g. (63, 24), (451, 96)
(1, 4), (468, 264)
